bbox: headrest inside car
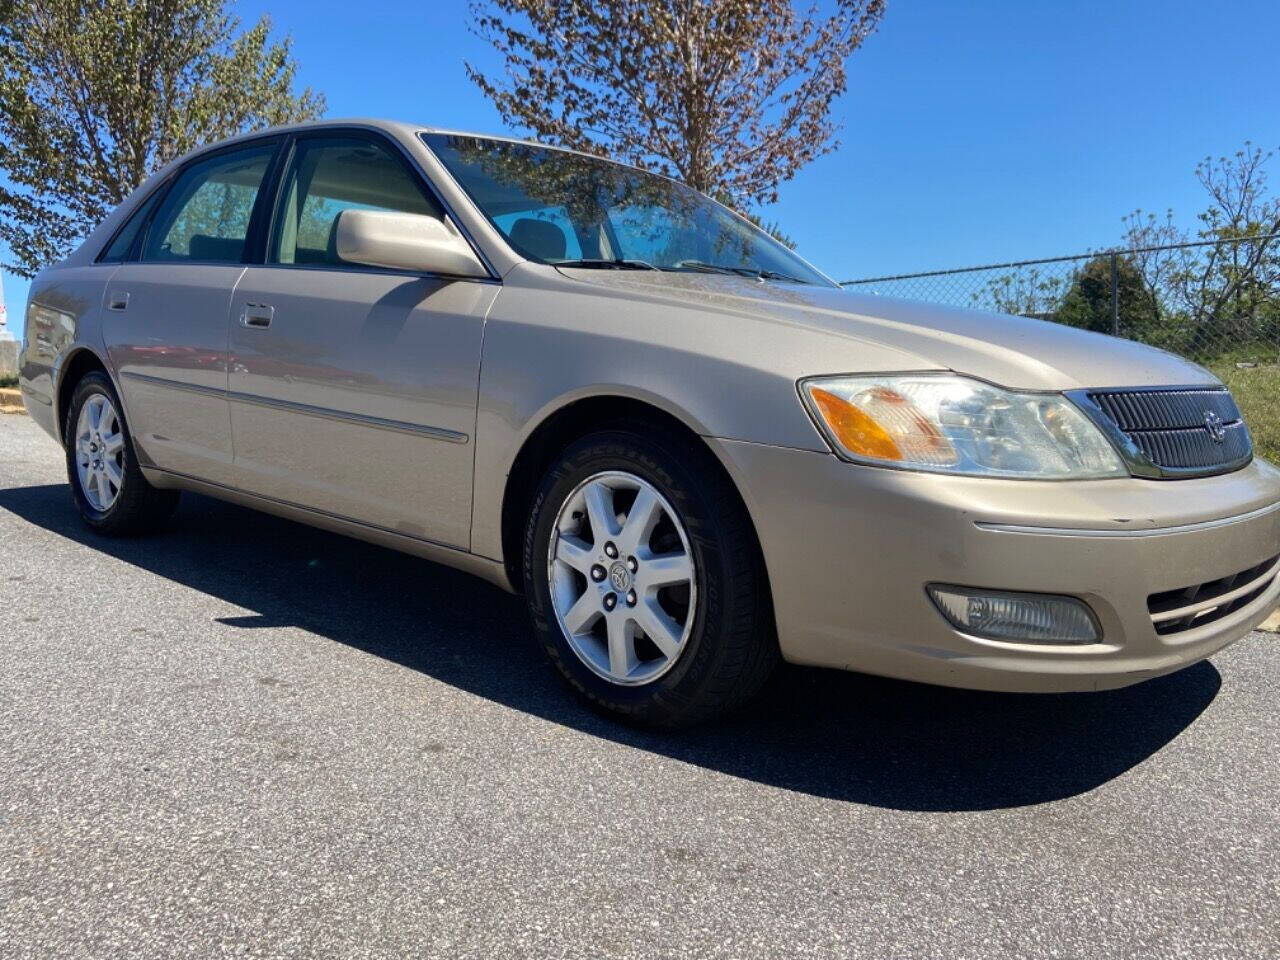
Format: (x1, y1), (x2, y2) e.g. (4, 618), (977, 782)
(188, 234), (245, 262)
(510, 218), (568, 261)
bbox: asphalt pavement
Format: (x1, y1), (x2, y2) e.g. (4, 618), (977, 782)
(1, 412), (1277, 959)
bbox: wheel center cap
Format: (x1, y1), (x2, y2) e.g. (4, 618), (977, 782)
(608, 561), (632, 592)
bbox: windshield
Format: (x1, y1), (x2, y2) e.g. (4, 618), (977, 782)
(422, 133), (833, 286)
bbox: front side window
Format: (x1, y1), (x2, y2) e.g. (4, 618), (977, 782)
(271, 136), (443, 267)
(141, 143), (276, 263)
(424, 133), (832, 285)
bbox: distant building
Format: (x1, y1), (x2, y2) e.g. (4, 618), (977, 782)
(0, 273), (12, 340)
(0, 274), (16, 377)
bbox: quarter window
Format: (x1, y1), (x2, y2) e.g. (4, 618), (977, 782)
(141, 144), (276, 263)
(271, 137), (443, 267)
(100, 185), (166, 262)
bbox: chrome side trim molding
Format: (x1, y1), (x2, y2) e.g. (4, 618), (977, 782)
(119, 370), (469, 444)
(119, 371), (225, 399)
(225, 391), (469, 443)
(976, 500), (1280, 538)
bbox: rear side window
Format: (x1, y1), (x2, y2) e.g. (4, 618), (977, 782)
(141, 143), (276, 263)
(270, 136), (443, 267)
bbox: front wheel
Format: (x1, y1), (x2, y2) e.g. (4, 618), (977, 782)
(523, 427), (778, 728)
(64, 371), (179, 535)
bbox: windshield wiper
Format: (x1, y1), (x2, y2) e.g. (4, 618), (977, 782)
(558, 257), (810, 284)
(554, 258), (658, 271)
(666, 260), (742, 276)
(754, 268), (811, 284)
(666, 260), (811, 284)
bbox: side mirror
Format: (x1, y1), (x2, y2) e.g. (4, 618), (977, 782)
(334, 209), (489, 278)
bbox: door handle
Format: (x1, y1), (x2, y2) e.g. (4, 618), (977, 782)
(107, 292), (129, 311)
(240, 303), (274, 328)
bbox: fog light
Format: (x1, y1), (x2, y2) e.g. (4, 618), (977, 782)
(927, 585), (1100, 644)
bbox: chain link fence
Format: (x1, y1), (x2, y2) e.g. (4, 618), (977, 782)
(841, 234), (1280, 461)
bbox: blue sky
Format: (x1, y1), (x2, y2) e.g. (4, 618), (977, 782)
(4, 0), (1278, 337)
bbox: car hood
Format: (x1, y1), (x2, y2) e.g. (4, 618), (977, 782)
(554, 268), (1217, 392)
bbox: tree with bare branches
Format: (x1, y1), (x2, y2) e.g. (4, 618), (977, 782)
(1123, 144), (1280, 345)
(465, 0), (886, 212)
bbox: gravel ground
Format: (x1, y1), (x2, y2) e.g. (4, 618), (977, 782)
(1, 412), (1277, 959)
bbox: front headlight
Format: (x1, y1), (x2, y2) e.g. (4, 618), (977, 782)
(800, 374), (1127, 479)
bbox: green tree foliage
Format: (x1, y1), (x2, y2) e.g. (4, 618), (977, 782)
(1054, 255), (1150, 336)
(0, 0), (325, 276)
(970, 144), (1280, 360)
(466, 0), (885, 234)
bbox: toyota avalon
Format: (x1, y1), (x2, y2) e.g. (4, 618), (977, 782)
(18, 119), (1280, 726)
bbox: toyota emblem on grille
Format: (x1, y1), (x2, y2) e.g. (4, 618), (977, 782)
(1204, 410), (1226, 443)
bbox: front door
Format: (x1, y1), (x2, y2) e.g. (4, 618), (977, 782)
(104, 140), (279, 486)
(227, 133), (496, 548)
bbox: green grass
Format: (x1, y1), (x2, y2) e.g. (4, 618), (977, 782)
(0, 374), (18, 389)
(1208, 361), (1280, 464)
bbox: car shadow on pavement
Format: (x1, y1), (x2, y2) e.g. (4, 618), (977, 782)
(0, 483), (1222, 813)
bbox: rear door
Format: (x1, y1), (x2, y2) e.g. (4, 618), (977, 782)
(227, 131), (497, 548)
(104, 140), (281, 486)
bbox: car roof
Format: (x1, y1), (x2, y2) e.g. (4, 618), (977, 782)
(186, 117), (608, 164)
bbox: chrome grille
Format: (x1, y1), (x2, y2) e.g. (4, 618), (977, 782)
(1126, 423), (1252, 471)
(1090, 388), (1240, 431)
(1082, 387), (1252, 477)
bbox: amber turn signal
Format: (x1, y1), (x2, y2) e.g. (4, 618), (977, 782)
(808, 387), (904, 461)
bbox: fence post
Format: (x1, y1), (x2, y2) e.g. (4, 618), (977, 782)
(1110, 252), (1120, 337)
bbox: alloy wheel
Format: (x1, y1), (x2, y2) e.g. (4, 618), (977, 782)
(75, 392), (125, 512)
(547, 470), (698, 685)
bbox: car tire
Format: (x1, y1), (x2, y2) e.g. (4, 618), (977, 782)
(524, 425), (778, 728)
(64, 371), (179, 536)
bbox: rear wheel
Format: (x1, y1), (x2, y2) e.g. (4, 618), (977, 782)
(64, 371), (178, 535)
(524, 427), (778, 728)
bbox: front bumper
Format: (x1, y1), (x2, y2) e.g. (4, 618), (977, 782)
(710, 438), (1280, 692)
